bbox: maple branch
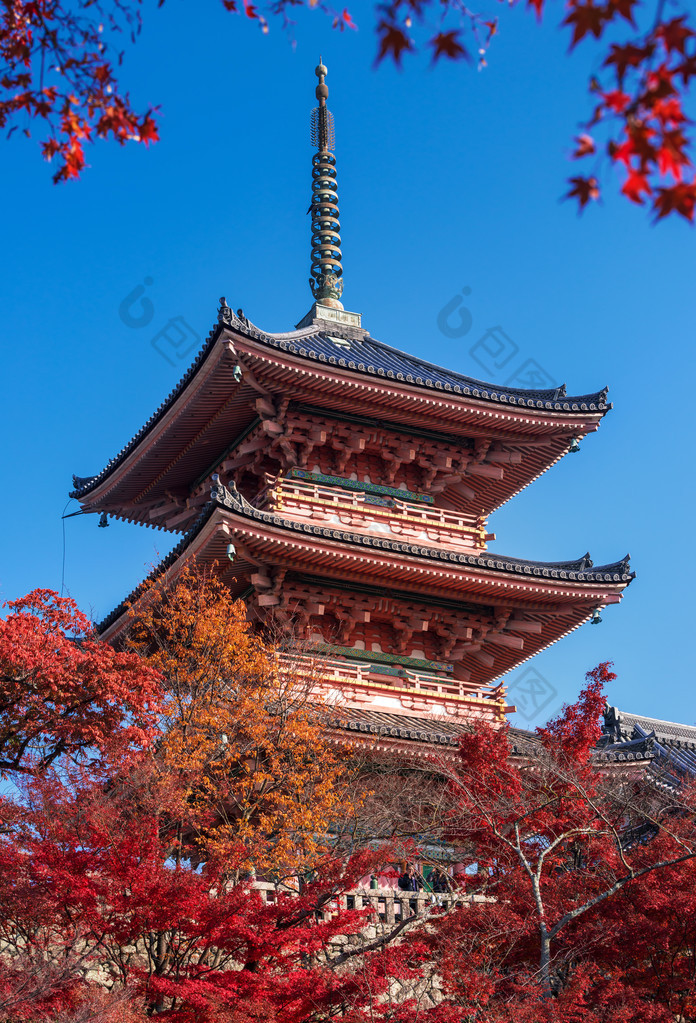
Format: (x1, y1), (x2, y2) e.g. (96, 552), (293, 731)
(327, 913), (424, 966)
(547, 848), (696, 941)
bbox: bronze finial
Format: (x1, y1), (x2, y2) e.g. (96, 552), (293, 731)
(309, 60), (343, 309)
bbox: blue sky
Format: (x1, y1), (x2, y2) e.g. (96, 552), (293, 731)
(0, 1), (694, 729)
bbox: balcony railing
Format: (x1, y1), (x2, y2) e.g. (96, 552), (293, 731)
(278, 652), (504, 705)
(255, 882), (481, 921)
(255, 476), (494, 552)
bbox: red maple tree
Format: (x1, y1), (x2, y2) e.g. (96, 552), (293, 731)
(2, 0), (694, 219)
(419, 663), (696, 1020)
(0, 761), (393, 1022)
(0, 589), (162, 775)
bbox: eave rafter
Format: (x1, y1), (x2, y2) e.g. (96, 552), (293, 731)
(247, 578), (548, 674)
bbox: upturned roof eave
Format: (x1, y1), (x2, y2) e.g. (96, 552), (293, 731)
(70, 301), (612, 503)
(231, 304), (610, 409)
(97, 484), (633, 639)
(604, 705), (696, 750)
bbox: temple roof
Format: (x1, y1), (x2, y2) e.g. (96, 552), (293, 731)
(97, 479), (633, 639)
(71, 302), (611, 503)
(328, 708), (465, 747)
(224, 307), (609, 410)
(600, 706), (696, 786)
(603, 705), (696, 751)
(332, 706), (696, 784)
(210, 478), (632, 582)
(325, 710), (567, 761)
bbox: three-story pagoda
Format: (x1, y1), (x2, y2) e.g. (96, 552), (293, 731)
(71, 63), (633, 745)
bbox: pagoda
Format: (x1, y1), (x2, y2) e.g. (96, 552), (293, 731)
(71, 62), (633, 747)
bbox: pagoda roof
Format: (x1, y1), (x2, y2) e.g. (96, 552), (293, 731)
(225, 307), (608, 411)
(98, 479), (633, 691)
(328, 710), (540, 748)
(600, 707), (696, 789)
(207, 478), (632, 584)
(323, 704), (696, 775)
(328, 708), (465, 748)
(70, 302), (612, 524)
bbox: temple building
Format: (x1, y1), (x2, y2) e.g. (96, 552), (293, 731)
(597, 705), (696, 785)
(71, 62), (634, 749)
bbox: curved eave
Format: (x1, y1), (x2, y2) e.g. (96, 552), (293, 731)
(210, 482), (633, 588)
(71, 302), (611, 524)
(71, 324), (225, 501)
(226, 304), (609, 412)
(99, 487), (632, 687)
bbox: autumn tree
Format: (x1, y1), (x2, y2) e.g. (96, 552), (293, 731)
(0, 580), (415, 1021)
(0, 728), (398, 1021)
(2, 0), (695, 219)
(599, 854), (696, 1021)
(0, 589), (162, 775)
(421, 662), (696, 1021)
(123, 562), (358, 876)
(0, 587), (162, 1020)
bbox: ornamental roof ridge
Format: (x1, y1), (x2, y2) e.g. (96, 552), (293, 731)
(210, 476), (635, 583)
(598, 734), (656, 760)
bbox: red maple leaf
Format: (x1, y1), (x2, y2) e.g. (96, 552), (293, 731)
(646, 63), (678, 101)
(609, 137), (635, 168)
(602, 89), (631, 113)
(429, 30), (469, 63)
(376, 22), (413, 65)
(653, 180), (696, 220)
(565, 175), (600, 208)
(621, 169), (652, 204)
(676, 54), (696, 86)
(656, 129), (691, 180)
(604, 42), (652, 80)
(606, 0), (637, 25)
(573, 133), (596, 157)
(563, 2), (606, 47)
(657, 16), (695, 55)
(630, 124), (658, 161)
(652, 97), (687, 126)
(42, 138), (61, 161)
(138, 115), (159, 145)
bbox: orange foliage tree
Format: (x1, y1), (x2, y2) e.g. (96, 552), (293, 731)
(125, 562), (357, 877)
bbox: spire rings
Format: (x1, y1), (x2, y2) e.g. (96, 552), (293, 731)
(310, 150), (343, 299)
(308, 61), (343, 307)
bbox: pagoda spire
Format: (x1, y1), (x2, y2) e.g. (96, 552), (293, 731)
(309, 60), (344, 310)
